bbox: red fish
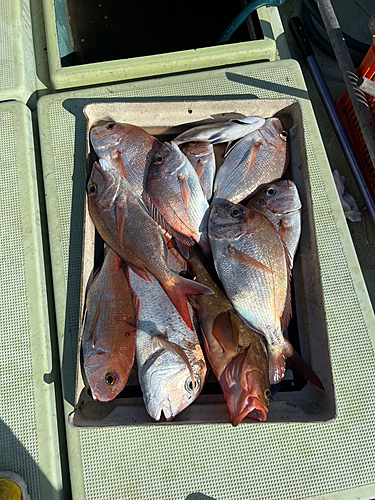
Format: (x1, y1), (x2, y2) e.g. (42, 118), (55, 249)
(90, 121), (161, 198)
(82, 248), (139, 402)
(87, 160), (213, 331)
(188, 248), (269, 425)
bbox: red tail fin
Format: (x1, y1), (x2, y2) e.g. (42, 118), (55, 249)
(161, 273), (213, 330)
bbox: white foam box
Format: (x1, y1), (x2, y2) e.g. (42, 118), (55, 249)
(68, 99), (335, 428)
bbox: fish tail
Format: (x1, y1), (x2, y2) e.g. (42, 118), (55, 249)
(161, 273), (213, 331)
(283, 339), (325, 391)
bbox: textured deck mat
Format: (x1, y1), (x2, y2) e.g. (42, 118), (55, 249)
(0, 0), (37, 104)
(0, 101), (67, 499)
(38, 60), (375, 500)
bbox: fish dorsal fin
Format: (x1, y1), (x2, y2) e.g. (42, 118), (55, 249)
(127, 262), (152, 282)
(212, 310), (238, 352)
(152, 334), (196, 394)
(225, 245), (277, 276)
(81, 308), (88, 340)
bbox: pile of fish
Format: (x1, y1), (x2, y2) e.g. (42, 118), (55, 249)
(81, 114), (324, 426)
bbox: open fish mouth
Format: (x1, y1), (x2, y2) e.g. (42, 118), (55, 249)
(230, 397), (268, 427)
(154, 399), (174, 421)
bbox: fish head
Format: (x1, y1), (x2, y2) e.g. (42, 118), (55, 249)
(209, 202), (257, 241)
(90, 121), (135, 155)
(84, 351), (130, 402)
(264, 117), (288, 139)
(87, 160), (119, 210)
(248, 180), (301, 214)
(148, 141), (186, 179)
(262, 117), (290, 161)
(141, 353), (206, 421)
(220, 348), (269, 426)
(179, 141), (212, 158)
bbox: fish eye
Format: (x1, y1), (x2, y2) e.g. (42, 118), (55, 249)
(105, 373), (117, 386)
(279, 130), (288, 141)
(266, 187), (276, 197)
(264, 388), (271, 399)
(88, 183), (97, 196)
(185, 376), (199, 394)
(230, 206), (245, 218)
(106, 122), (117, 130)
(154, 154), (164, 165)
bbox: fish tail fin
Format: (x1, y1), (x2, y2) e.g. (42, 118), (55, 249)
(283, 339), (325, 391)
(162, 273), (213, 331)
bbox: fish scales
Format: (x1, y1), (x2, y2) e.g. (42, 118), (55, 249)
(87, 160), (213, 331)
(174, 116), (266, 145)
(209, 201), (324, 391)
(90, 121), (161, 197)
(246, 180), (302, 264)
(129, 262), (207, 421)
(179, 141), (216, 201)
(147, 141), (210, 254)
(188, 248), (270, 425)
(82, 248), (139, 402)
(213, 117), (290, 204)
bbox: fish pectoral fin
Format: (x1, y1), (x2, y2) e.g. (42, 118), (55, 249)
(195, 158), (206, 180)
(127, 262), (152, 282)
(177, 173), (192, 216)
(212, 310), (239, 352)
(152, 334), (196, 393)
(225, 245), (277, 276)
(244, 140), (263, 177)
(110, 150), (128, 179)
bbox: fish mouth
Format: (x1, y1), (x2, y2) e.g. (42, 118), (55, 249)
(154, 399), (174, 421)
(219, 350), (269, 427)
(230, 397), (268, 427)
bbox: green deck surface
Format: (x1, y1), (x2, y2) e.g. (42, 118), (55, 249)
(0, 101), (68, 499)
(37, 59), (375, 499)
(0, 0), (37, 104)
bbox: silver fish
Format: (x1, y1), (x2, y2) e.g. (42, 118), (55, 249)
(129, 251), (207, 421)
(208, 201), (324, 391)
(147, 141), (210, 256)
(174, 116), (265, 145)
(246, 180), (302, 264)
(179, 141), (216, 201)
(213, 117), (290, 204)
